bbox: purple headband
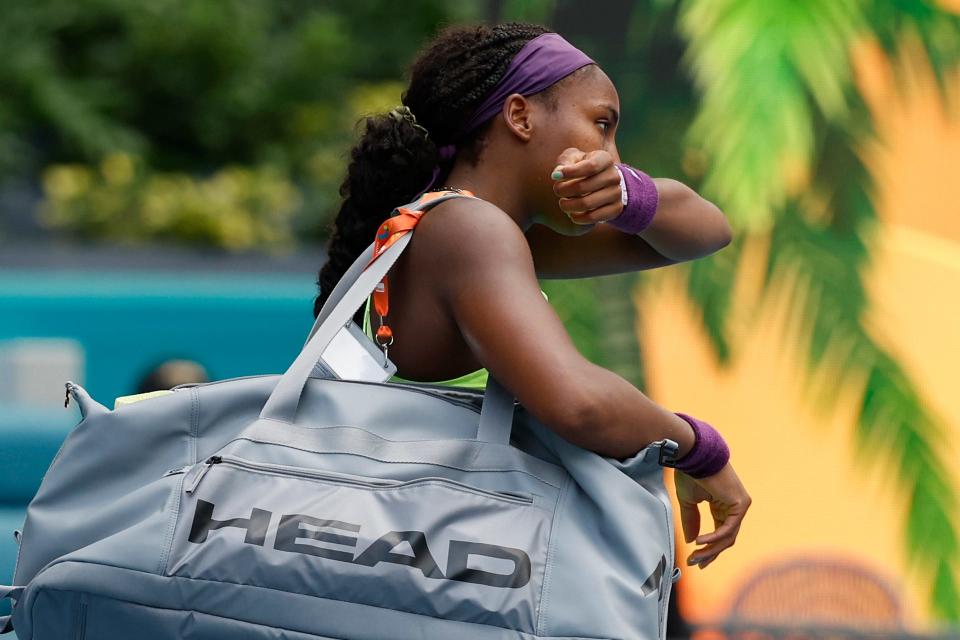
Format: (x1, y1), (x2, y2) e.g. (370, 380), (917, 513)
(414, 32), (595, 200)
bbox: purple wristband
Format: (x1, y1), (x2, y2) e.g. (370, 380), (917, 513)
(672, 412), (730, 478)
(607, 163), (659, 234)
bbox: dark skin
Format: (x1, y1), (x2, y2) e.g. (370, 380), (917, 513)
(371, 64), (750, 569)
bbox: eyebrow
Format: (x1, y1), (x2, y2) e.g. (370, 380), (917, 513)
(599, 103), (619, 125)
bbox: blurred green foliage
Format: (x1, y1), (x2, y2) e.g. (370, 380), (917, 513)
(0, 0), (479, 248)
(39, 152), (300, 251)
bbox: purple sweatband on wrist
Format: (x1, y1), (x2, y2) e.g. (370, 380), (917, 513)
(607, 163), (659, 234)
(672, 412), (730, 479)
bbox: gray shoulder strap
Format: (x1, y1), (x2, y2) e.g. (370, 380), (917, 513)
(477, 374), (516, 445)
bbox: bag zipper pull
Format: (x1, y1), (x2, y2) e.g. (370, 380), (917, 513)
(184, 456), (222, 494)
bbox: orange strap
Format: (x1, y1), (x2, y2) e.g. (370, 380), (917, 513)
(367, 189), (474, 345)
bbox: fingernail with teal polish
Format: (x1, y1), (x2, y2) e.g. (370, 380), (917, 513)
(551, 168), (564, 180)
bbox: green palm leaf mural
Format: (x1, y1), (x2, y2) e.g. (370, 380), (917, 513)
(681, 0), (867, 232)
(675, 0), (960, 622)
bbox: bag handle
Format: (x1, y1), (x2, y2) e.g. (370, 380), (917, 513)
(0, 584), (24, 634)
(260, 192), (518, 446)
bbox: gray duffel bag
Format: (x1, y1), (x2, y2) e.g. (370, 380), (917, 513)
(2, 191), (681, 639)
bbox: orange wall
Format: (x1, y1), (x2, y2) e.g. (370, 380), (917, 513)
(638, 37), (960, 633)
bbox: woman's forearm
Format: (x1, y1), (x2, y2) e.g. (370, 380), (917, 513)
(561, 362), (698, 461)
(637, 177), (732, 262)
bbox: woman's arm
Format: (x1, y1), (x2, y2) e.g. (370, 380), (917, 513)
(635, 177), (732, 261)
(426, 196), (753, 570)
(527, 175), (732, 278)
(423, 196), (697, 460)
(525, 221), (679, 279)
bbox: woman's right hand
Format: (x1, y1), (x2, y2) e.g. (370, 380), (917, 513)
(675, 462), (751, 570)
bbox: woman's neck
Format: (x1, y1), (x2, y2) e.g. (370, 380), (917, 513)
(441, 160), (537, 232)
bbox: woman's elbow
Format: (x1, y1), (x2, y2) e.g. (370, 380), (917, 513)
(715, 207), (733, 249)
(702, 199), (733, 256)
(534, 382), (605, 443)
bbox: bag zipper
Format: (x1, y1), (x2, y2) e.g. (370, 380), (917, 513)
(179, 454), (534, 505)
(169, 375), (486, 415)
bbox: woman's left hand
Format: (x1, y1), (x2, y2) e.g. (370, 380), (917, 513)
(551, 147), (624, 224)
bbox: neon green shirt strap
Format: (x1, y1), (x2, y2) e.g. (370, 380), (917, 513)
(114, 389), (174, 409)
(361, 290), (548, 389)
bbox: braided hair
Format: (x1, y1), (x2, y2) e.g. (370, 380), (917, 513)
(314, 21), (570, 325)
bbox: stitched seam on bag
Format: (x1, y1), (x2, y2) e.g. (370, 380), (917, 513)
(190, 386), (200, 464)
(232, 434), (563, 490)
(237, 423), (567, 486)
(35, 561), (562, 638)
(74, 593), (87, 640)
(257, 421), (531, 448)
(30, 585), (338, 640)
(209, 463), (538, 508)
(41, 590), (610, 639)
(29, 581), (44, 638)
(79, 594), (346, 639)
(157, 388), (196, 575)
(536, 472), (572, 637)
(156, 472), (186, 576)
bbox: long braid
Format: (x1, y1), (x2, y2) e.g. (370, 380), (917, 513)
(314, 22), (560, 325)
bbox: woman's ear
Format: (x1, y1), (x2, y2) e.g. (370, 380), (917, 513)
(502, 93), (533, 142)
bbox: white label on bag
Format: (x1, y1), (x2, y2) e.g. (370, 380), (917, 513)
(313, 321), (397, 383)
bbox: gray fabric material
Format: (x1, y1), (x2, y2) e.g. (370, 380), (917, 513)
(8, 377), (678, 639)
(13, 562), (596, 639)
(235, 421), (567, 489)
(0, 585), (22, 633)
(476, 375), (517, 446)
(4, 193), (680, 639)
(0, 587), (21, 601)
(167, 460), (552, 628)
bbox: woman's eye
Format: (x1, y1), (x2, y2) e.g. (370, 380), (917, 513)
(597, 121), (610, 134)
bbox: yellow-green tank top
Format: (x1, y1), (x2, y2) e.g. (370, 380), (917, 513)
(362, 290), (549, 389)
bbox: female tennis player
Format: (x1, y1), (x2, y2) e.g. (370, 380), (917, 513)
(314, 22), (751, 573)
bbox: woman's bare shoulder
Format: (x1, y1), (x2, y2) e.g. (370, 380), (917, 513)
(415, 196), (532, 269)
